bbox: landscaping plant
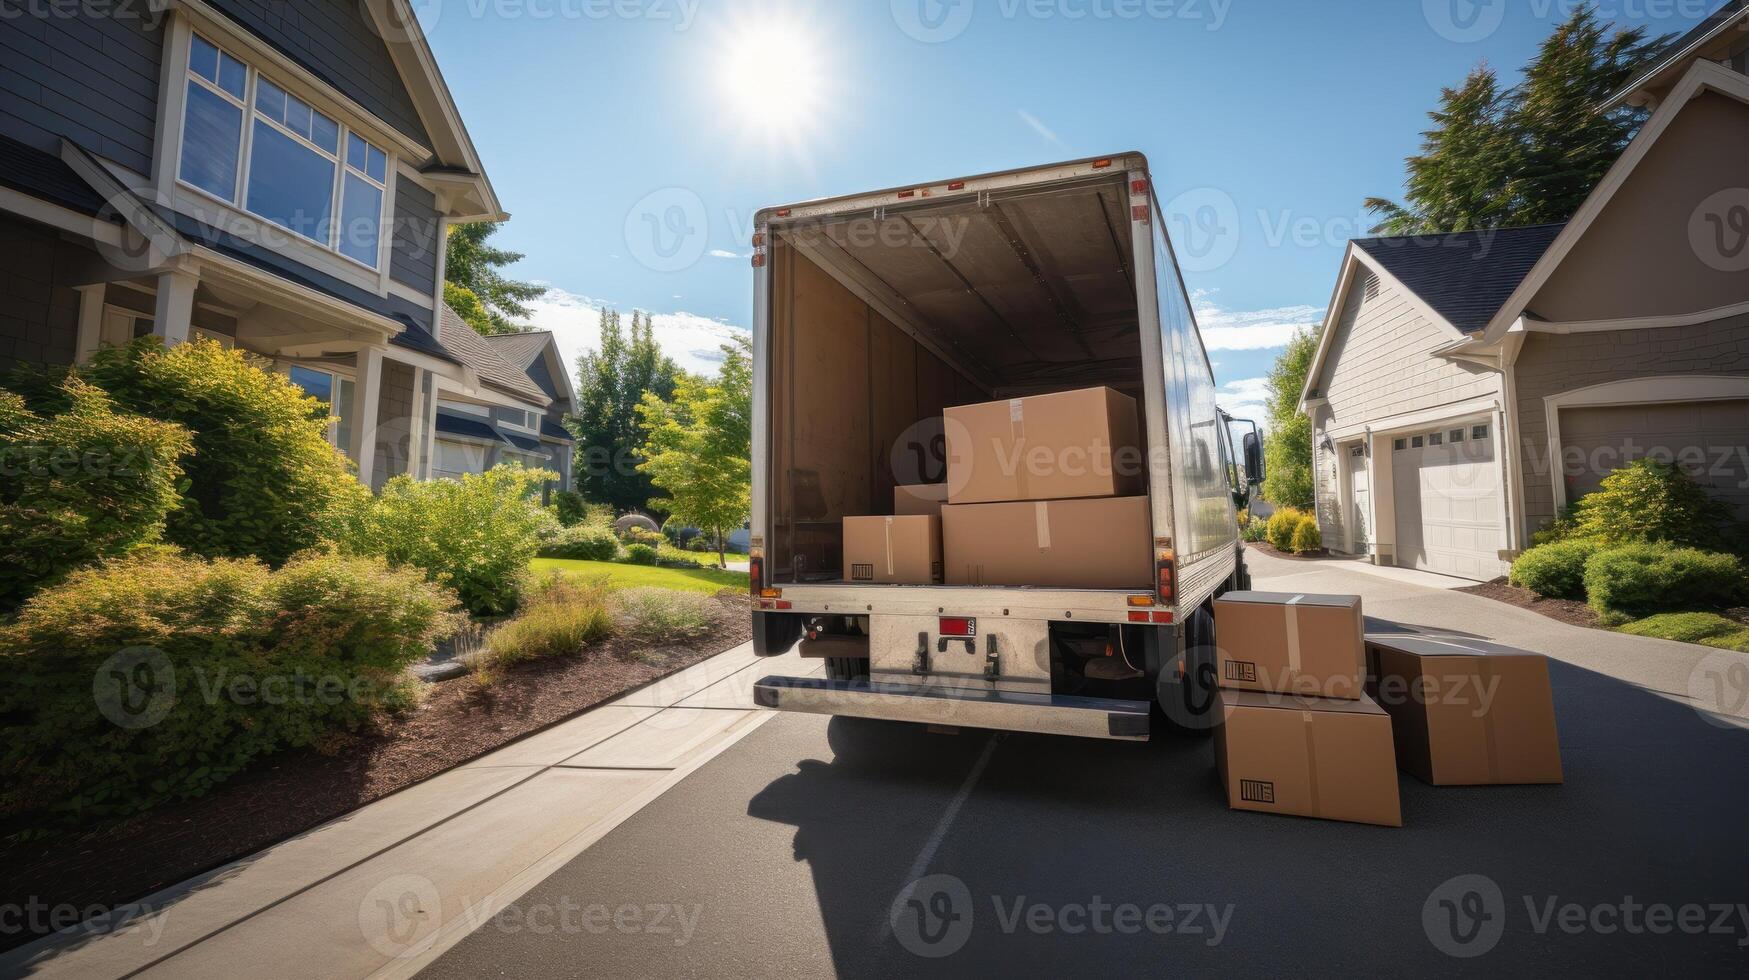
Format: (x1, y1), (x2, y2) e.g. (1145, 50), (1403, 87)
(1289, 515), (1322, 554)
(0, 380), (191, 612)
(0, 549), (457, 820)
(1571, 459), (1733, 548)
(1266, 508), (1306, 552)
(1509, 539), (1602, 601)
(612, 587), (716, 642)
(624, 542), (659, 566)
(334, 464), (558, 616)
(1583, 542), (1747, 622)
(482, 575), (612, 666)
(539, 523), (620, 562)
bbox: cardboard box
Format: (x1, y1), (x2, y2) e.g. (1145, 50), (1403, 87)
(941, 496), (1152, 590)
(944, 387), (1144, 505)
(1366, 633), (1563, 786)
(1213, 592), (1365, 700)
(894, 483), (949, 519)
(842, 516), (942, 585)
(1213, 690), (1403, 827)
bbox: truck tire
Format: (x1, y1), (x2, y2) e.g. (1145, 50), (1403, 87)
(753, 611), (802, 657)
(1158, 603), (1219, 735)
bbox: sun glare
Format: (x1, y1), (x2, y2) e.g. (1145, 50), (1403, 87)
(718, 19), (828, 142)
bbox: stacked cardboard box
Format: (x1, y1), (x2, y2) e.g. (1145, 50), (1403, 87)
(1365, 633), (1563, 786)
(1211, 592), (1403, 827)
(841, 515), (942, 585)
(938, 387), (1152, 590)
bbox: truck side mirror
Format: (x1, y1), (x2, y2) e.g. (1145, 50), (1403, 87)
(1242, 432), (1265, 486)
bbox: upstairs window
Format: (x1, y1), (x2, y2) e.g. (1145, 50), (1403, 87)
(177, 33), (391, 270)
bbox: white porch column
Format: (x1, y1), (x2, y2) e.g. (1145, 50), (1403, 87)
(351, 347), (383, 490)
(74, 284), (105, 362)
(151, 269), (197, 347)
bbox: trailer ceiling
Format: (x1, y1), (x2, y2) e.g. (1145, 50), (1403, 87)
(779, 176), (1143, 398)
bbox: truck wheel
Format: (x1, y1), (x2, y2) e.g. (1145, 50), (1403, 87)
(824, 656), (867, 681)
(753, 611), (802, 656)
(1158, 603), (1219, 735)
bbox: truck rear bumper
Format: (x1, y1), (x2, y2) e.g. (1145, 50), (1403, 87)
(752, 675), (1150, 741)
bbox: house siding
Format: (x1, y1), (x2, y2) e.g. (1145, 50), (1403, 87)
(0, 3), (164, 175)
(1512, 313), (1749, 534)
(205, 0), (431, 149)
(1310, 268), (1501, 552)
(371, 358), (417, 490)
(389, 174), (439, 296)
(0, 213), (90, 370)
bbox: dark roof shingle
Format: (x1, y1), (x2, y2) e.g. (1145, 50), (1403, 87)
(437, 306), (551, 405)
(1353, 224), (1566, 333)
(0, 135), (111, 217)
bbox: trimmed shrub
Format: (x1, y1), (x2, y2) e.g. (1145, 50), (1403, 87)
(1573, 458), (1733, 548)
(624, 543), (659, 565)
(0, 549), (458, 819)
(1266, 508), (1305, 552)
(1583, 542), (1747, 621)
(1241, 517), (1269, 543)
(333, 465), (558, 616)
(1531, 502), (1584, 547)
(1289, 515), (1322, 554)
(552, 490), (588, 527)
(484, 576), (611, 665)
(0, 380), (191, 611)
(1509, 539), (1602, 600)
(620, 525), (665, 548)
(539, 524), (620, 561)
(70, 338), (368, 565)
(613, 587), (716, 642)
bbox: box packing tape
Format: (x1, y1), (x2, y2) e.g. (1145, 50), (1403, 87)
(1034, 501), (1051, 551)
(1301, 709), (1321, 816)
(1009, 398), (1030, 500)
(883, 516), (895, 577)
(1284, 594), (1305, 675)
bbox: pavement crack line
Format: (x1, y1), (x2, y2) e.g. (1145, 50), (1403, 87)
(876, 733), (1001, 943)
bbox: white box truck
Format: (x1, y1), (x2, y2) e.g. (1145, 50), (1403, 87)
(748, 153), (1264, 741)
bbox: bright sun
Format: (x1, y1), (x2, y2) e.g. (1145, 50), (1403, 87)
(719, 19), (828, 140)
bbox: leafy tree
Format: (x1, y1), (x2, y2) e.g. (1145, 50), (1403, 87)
(568, 309), (681, 514)
(1368, 6), (1666, 233)
(444, 222), (546, 334)
(444, 282), (496, 336)
(1261, 329), (1319, 511)
(635, 336), (751, 568)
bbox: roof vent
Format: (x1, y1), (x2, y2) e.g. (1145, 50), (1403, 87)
(1363, 273), (1381, 302)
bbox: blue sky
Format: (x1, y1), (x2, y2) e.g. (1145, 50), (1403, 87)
(422, 0), (1715, 420)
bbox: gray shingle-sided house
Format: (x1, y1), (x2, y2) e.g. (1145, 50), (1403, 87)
(0, 0), (571, 490)
(1300, 16), (1749, 581)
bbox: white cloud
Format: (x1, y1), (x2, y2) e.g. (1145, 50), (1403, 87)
(706, 249), (742, 259)
(1196, 299), (1324, 352)
(1216, 376), (1271, 429)
(1018, 110), (1061, 145)
(520, 286), (748, 378)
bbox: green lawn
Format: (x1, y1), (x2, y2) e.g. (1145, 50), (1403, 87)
(531, 557), (748, 595)
(1617, 612), (1749, 652)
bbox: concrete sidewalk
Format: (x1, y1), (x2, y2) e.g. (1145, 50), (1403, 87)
(1, 643), (820, 980)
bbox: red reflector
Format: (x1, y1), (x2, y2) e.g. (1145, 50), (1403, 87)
(1092, 158), (1113, 168)
(749, 556), (764, 596)
(775, 208), (791, 217)
(775, 600), (792, 610)
(757, 600), (772, 610)
(1132, 204), (1150, 223)
(1127, 611), (1148, 623)
(897, 189), (916, 199)
(947, 181), (966, 191)
(751, 253), (766, 268)
(751, 232), (765, 246)
(939, 616), (974, 637)
(1152, 611), (1174, 624)
(1130, 178), (1148, 194)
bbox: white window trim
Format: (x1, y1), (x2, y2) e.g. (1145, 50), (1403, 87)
(285, 362), (360, 453)
(1544, 375), (1749, 510)
(499, 409), (538, 433)
(156, 15), (419, 299)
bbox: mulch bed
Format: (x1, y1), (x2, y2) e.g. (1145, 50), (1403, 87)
(1246, 542), (1331, 561)
(0, 594), (751, 952)
(1457, 578), (1601, 629)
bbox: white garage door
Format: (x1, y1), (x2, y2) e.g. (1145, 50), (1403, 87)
(1392, 422), (1505, 581)
(1559, 400), (1749, 518)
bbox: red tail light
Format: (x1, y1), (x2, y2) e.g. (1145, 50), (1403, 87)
(939, 616), (975, 637)
(1156, 551), (1175, 606)
(749, 554), (764, 596)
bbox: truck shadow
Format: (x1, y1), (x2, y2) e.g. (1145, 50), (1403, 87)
(746, 656), (1749, 977)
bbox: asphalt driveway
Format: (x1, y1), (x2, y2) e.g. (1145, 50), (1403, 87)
(422, 547), (1749, 978)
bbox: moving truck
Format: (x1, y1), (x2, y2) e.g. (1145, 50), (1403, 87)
(749, 153), (1264, 741)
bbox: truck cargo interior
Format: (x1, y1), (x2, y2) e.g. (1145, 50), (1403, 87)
(765, 173), (1153, 585)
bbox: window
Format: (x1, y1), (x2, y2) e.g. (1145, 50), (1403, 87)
(1393, 438), (1407, 451)
(1429, 432), (1443, 446)
(177, 34), (390, 269)
(289, 365), (357, 455)
(501, 409), (537, 431)
(1411, 436), (1424, 448)
(1472, 424), (1490, 441)
(1450, 429), (1465, 443)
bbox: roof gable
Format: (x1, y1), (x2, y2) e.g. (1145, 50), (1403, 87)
(1353, 224), (1566, 334)
(438, 306), (551, 406)
(1605, 0), (1749, 109)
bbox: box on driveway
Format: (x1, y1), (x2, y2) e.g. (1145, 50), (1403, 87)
(944, 386), (1144, 505)
(842, 516), (942, 585)
(1213, 592), (1365, 700)
(1213, 690), (1403, 827)
(1366, 633), (1563, 786)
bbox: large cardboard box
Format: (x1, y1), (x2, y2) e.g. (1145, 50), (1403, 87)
(944, 387), (1144, 505)
(1213, 592), (1365, 700)
(1213, 690), (1403, 827)
(894, 483), (949, 520)
(1366, 633), (1563, 786)
(842, 516), (942, 585)
(941, 496), (1151, 590)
